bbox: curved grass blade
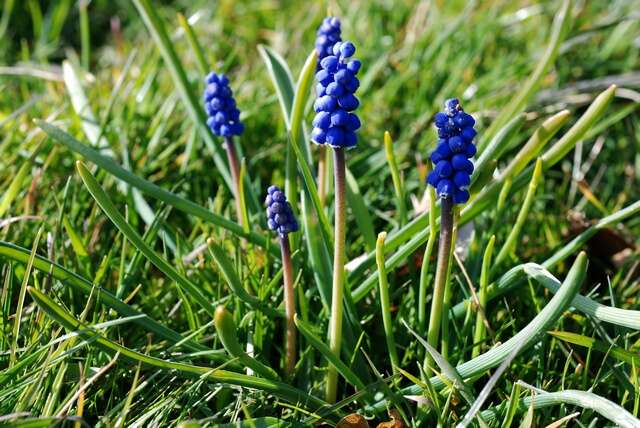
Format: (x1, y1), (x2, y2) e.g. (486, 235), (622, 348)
(75, 161), (215, 313)
(294, 315), (366, 392)
(524, 263), (640, 330)
(37, 120), (272, 253)
(206, 240), (283, 319)
(27, 287), (332, 415)
(452, 198), (640, 319)
(489, 383), (640, 428)
(367, 252), (587, 411)
(473, 113), (525, 183)
(0, 241), (218, 360)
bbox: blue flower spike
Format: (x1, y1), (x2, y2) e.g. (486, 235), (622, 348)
(316, 17), (342, 69)
(203, 71), (244, 138)
(427, 98), (477, 204)
(312, 40), (361, 149)
(265, 186), (299, 237)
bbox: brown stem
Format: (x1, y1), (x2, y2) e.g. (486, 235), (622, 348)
(224, 136), (243, 226)
(280, 236), (296, 376)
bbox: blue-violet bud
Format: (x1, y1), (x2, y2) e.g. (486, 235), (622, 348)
(311, 40), (361, 149)
(428, 98), (477, 204)
(265, 186), (299, 237)
(315, 17), (341, 70)
(204, 71), (244, 137)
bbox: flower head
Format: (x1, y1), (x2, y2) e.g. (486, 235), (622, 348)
(311, 41), (361, 149)
(427, 98), (477, 204)
(315, 17), (342, 69)
(265, 185), (299, 237)
(203, 71), (244, 137)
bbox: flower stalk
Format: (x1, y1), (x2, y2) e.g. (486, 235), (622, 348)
(265, 185), (299, 377)
(326, 147), (347, 402)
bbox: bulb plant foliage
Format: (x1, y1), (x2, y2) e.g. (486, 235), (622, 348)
(3, 2), (639, 427)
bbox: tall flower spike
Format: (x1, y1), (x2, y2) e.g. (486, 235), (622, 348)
(203, 71), (244, 137)
(311, 40), (362, 149)
(265, 186), (299, 237)
(315, 17), (341, 69)
(427, 98), (477, 204)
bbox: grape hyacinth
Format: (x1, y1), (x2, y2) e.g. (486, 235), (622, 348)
(265, 185), (298, 376)
(427, 98), (477, 204)
(265, 186), (299, 237)
(203, 71), (245, 225)
(203, 72), (244, 137)
(315, 17), (342, 69)
(311, 40), (362, 149)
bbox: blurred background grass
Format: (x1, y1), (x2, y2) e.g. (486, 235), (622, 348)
(1, 0), (640, 425)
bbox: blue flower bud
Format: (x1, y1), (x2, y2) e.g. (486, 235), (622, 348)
(435, 160), (453, 178)
(347, 59), (361, 74)
(427, 98), (477, 203)
(316, 17), (342, 70)
(203, 71), (244, 137)
(454, 189), (470, 204)
(448, 136), (465, 153)
(437, 179), (454, 197)
(453, 171), (470, 190)
(313, 111), (331, 129)
(339, 41), (355, 58)
(326, 127), (345, 147)
(266, 186), (298, 237)
(312, 37), (361, 149)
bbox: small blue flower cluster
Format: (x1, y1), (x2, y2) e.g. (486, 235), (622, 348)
(311, 41), (362, 149)
(203, 71), (244, 137)
(265, 186), (299, 236)
(427, 98), (477, 204)
(315, 17), (341, 69)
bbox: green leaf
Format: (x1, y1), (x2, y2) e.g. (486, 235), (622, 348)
(548, 331), (640, 365)
(75, 160), (215, 314)
(27, 287), (331, 413)
(37, 120), (273, 253)
(294, 314), (366, 392)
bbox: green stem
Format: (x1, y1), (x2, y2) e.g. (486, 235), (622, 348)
(375, 232), (400, 371)
(426, 196), (454, 365)
(224, 136), (243, 228)
(326, 148), (346, 403)
(418, 178), (438, 334)
(318, 145), (327, 208)
(473, 235), (496, 358)
(440, 221), (457, 360)
(280, 237), (297, 377)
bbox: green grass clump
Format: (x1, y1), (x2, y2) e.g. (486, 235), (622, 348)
(1, 0), (640, 426)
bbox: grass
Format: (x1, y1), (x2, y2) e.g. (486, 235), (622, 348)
(0, 0), (639, 426)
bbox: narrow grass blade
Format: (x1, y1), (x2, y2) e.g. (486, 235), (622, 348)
(383, 131), (407, 226)
(27, 287), (331, 414)
(37, 120), (272, 252)
(493, 159), (543, 268)
(176, 13), (208, 75)
(473, 113), (525, 180)
(206, 240), (283, 319)
(376, 233), (399, 371)
(75, 161), (215, 313)
(258, 45), (294, 128)
(346, 168), (376, 252)
(214, 306), (279, 380)
(0, 241), (214, 357)
(482, 0), (572, 142)
(367, 252), (587, 411)
(294, 315), (366, 391)
(548, 330), (640, 365)
(524, 263), (640, 330)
